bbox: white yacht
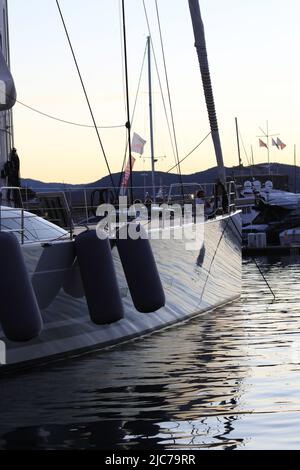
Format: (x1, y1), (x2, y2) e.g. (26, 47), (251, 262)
(238, 178), (300, 246)
(0, 0), (241, 373)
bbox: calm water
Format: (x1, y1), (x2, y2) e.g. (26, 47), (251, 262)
(1, 256), (300, 450)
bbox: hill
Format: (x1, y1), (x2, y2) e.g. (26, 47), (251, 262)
(21, 163), (300, 193)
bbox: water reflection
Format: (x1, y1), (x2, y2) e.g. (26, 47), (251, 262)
(0, 418), (246, 450)
(1, 256), (300, 449)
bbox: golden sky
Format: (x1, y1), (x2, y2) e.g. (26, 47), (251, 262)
(8, 0), (300, 183)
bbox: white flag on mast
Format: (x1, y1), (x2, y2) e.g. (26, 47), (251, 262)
(132, 133), (147, 155)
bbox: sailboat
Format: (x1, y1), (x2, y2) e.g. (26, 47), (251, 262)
(0, 0), (241, 373)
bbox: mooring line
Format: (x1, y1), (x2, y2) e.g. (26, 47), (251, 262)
(252, 256), (276, 300)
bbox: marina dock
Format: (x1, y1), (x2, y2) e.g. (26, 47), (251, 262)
(243, 245), (300, 256)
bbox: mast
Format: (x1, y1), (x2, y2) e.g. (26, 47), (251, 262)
(235, 117), (242, 167)
(258, 121), (279, 176)
(188, 0), (226, 184)
(147, 36), (156, 202)
(5, 0), (14, 150)
(0, 0), (16, 187)
(266, 120), (270, 172)
(294, 144), (297, 193)
(251, 144), (255, 166)
(121, 0), (133, 203)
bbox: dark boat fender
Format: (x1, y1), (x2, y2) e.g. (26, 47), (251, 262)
(116, 224), (165, 313)
(0, 232), (43, 342)
(32, 242), (76, 309)
(63, 258), (85, 299)
(75, 230), (124, 324)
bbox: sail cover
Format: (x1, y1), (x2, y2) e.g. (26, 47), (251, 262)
(0, 49), (16, 111)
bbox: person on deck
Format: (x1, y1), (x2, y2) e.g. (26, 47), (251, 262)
(215, 179), (229, 214)
(195, 189), (213, 216)
(195, 189), (213, 208)
(3, 147), (21, 207)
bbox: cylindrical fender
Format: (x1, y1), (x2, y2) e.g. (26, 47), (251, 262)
(75, 230), (124, 324)
(116, 224), (165, 313)
(0, 232), (43, 342)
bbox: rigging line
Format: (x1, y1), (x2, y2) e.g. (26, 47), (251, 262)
(117, 40), (148, 194)
(200, 218), (229, 302)
(118, 0), (127, 115)
(167, 132), (211, 173)
(228, 216), (276, 305)
(55, 0), (116, 193)
(232, 213), (275, 302)
(142, 0), (177, 171)
(2, 89), (124, 129)
(239, 131), (251, 166)
(252, 256), (276, 300)
(154, 0), (184, 190)
(121, 0), (134, 202)
(16, 99), (124, 129)
(150, 40), (177, 172)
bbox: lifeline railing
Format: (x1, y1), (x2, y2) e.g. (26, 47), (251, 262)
(0, 181), (236, 243)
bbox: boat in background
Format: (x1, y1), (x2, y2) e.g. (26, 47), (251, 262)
(232, 161), (300, 248)
(239, 180), (300, 248)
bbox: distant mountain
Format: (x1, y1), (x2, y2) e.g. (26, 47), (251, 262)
(21, 163), (300, 193)
(22, 170), (218, 190)
(22, 179), (83, 190)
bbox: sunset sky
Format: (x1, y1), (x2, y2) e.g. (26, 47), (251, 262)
(8, 0), (300, 183)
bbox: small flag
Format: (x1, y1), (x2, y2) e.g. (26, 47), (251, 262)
(259, 139), (268, 149)
(132, 133), (147, 155)
(121, 156), (136, 189)
(272, 138), (279, 149)
(277, 137), (286, 150)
